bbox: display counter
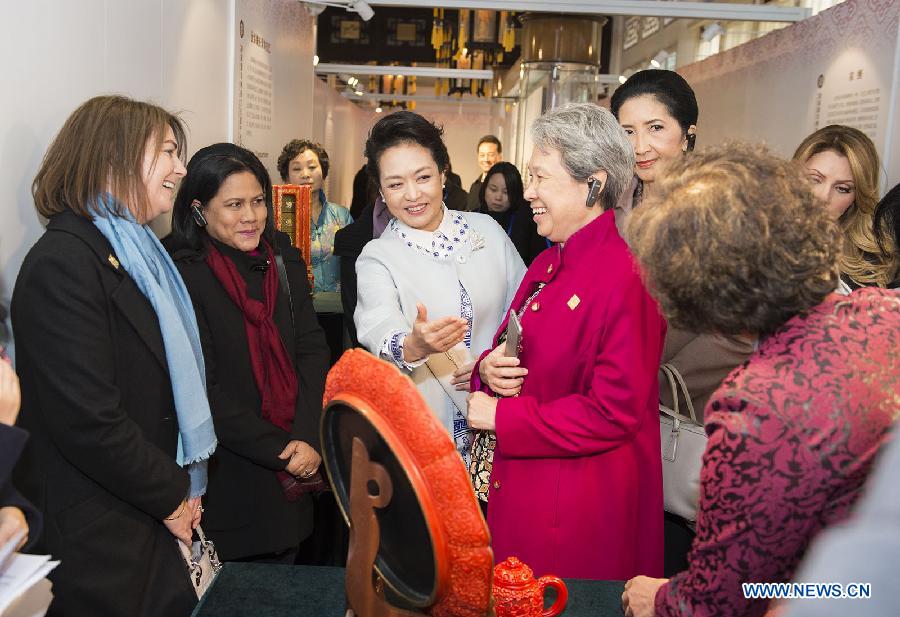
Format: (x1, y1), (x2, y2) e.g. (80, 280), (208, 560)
(192, 563), (626, 616)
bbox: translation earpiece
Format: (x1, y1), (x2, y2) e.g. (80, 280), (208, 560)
(586, 177), (602, 208)
(686, 133), (697, 153)
(191, 200), (208, 227)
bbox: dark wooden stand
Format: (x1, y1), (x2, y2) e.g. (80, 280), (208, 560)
(345, 437), (425, 617)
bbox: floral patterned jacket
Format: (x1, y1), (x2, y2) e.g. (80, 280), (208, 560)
(656, 288), (900, 617)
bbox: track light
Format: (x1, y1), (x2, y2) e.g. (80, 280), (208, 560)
(701, 22), (725, 42)
(349, 0), (374, 21)
(302, 0), (374, 22)
(650, 50), (669, 69)
(303, 2), (326, 17)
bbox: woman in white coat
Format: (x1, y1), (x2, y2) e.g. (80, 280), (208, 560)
(355, 111), (526, 465)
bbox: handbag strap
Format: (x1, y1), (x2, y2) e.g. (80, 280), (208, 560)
(274, 253), (295, 325)
(660, 363), (698, 423)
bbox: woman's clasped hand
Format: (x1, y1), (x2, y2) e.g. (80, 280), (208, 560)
(278, 440), (322, 479)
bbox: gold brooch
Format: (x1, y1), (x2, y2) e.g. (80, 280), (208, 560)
(108, 254), (120, 269)
(567, 294), (580, 310)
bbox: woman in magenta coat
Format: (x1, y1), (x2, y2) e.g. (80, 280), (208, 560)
(468, 103), (666, 580)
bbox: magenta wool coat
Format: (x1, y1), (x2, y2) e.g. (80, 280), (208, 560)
(472, 210), (666, 580)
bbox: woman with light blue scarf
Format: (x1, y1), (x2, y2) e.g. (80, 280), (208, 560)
(11, 95), (214, 617)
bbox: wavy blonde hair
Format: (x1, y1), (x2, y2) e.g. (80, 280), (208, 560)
(793, 125), (898, 287)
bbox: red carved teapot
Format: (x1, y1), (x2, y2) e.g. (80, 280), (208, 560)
(493, 556), (568, 617)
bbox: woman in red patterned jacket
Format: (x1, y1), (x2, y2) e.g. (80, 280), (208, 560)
(620, 143), (900, 617)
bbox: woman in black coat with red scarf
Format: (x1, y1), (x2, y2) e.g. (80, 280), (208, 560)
(164, 143), (330, 563)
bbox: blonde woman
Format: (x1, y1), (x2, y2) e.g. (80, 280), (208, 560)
(793, 125), (899, 291)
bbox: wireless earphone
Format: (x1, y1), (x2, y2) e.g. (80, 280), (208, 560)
(191, 200), (208, 227)
(586, 177), (602, 208)
(686, 133), (697, 152)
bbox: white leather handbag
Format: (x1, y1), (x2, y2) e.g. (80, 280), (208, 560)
(177, 525), (223, 599)
(658, 363), (707, 525)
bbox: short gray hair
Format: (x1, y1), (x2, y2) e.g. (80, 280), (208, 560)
(531, 103), (636, 211)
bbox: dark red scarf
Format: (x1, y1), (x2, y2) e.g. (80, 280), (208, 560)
(205, 240), (303, 497)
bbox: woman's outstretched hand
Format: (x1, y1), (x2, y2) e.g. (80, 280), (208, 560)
(403, 303), (468, 363)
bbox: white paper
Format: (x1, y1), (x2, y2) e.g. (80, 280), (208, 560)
(1, 577), (52, 617)
(0, 554), (59, 615)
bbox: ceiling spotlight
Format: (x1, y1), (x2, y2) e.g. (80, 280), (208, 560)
(355, 90), (364, 96)
(650, 50), (669, 69)
(375, 106), (383, 113)
(303, 2), (327, 18)
(618, 75), (627, 85)
(348, 0), (374, 21)
(701, 22), (725, 42)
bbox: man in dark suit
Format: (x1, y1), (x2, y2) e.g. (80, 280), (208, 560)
(466, 135), (503, 211)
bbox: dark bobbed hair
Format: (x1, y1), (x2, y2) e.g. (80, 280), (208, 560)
(611, 69), (699, 147)
(277, 139), (330, 182)
(624, 142), (839, 337)
(169, 143), (275, 260)
(477, 134), (502, 153)
(479, 162), (525, 212)
(874, 183), (900, 264)
(364, 111), (450, 186)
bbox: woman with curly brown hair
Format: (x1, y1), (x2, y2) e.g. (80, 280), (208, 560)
(277, 139), (352, 293)
(793, 125), (899, 291)
(620, 143), (900, 617)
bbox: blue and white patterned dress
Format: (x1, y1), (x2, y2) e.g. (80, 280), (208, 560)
(355, 206), (526, 466)
(381, 211), (476, 461)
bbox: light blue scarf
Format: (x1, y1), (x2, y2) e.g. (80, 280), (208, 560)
(92, 198), (216, 497)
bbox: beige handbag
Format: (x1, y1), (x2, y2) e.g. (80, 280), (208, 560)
(177, 525), (223, 599)
(658, 363), (707, 525)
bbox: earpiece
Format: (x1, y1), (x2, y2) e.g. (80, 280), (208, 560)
(686, 133), (697, 153)
(586, 177), (602, 208)
(191, 200), (208, 227)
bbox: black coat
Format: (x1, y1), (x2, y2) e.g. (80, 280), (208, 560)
(466, 177), (483, 211)
(333, 203), (375, 348)
(0, 425), (42, 551)
(166, 233), (329, 560)
(11, 211), (196, 617)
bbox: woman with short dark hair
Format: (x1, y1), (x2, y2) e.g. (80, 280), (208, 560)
(612, 74), (754, 573)
(620, 143), (900, 617)
(354, 111), (526, 465)
(277, 139), (352, 293)
(13, 95), (210, 616)
(165, 143), (330, 563)
(611, 69), (698, 220)
(477, 162), (548, 265)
